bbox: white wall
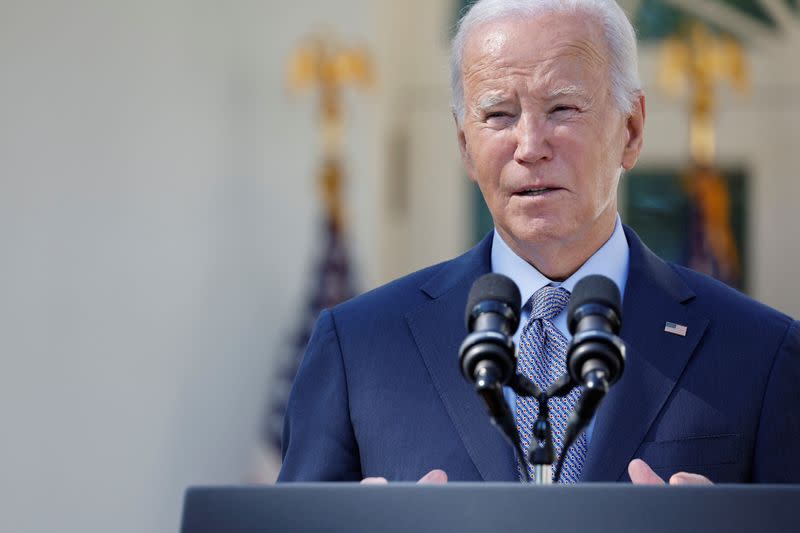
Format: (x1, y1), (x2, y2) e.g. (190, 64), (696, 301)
(0, 1), (381, 532)
(375, 0), (470, 281)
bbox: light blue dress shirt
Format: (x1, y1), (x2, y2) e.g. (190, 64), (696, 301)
(491, 215), (630, 443)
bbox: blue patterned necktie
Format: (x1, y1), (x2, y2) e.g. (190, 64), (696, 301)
(515, 285), (587, 483)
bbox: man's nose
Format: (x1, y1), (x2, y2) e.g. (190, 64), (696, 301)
(513, 115), (551, 164)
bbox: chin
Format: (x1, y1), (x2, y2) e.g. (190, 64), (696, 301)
(503, 218), (574, 248)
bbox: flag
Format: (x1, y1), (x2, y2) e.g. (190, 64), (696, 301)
(254, 212), (357, 482)
(253, 32), (370, 481)
(664, 322), (688, 337)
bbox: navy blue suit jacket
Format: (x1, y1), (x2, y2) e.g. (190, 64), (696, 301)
(279, 227), (800, 482)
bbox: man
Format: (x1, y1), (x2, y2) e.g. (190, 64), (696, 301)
(279, 0), (800, 484)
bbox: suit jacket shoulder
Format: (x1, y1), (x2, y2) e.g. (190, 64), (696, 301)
(331, 233), (492, 326)
(668, 261), (794, 326)
(588, 227), (800, 483)
(279, 233), (503, 482)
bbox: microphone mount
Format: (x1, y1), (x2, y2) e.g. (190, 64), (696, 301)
(460, 273), (626, 485)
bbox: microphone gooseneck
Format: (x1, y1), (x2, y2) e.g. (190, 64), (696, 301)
(554, 274), (627, 483)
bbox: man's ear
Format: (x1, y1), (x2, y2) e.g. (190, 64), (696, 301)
(621, 93), (646, 170)
(454, 113), (475, 180)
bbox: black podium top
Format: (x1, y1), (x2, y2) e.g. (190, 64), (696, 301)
(181, 483), (800, 533)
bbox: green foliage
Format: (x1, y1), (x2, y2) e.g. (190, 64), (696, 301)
(636, 0), (798, 41)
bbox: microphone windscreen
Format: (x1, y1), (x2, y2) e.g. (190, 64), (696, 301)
(567, 274), (622, 321)
(465, 273), (522, 328)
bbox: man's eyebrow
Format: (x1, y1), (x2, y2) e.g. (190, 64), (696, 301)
(546, 85), (590, 99)
(473, 93), (507, 115)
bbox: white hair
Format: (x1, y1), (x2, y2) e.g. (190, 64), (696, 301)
(450, 0), (641, 124)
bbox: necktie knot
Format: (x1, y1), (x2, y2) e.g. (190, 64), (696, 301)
(530, 285), (570, 321)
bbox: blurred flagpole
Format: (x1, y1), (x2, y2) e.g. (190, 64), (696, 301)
(659, 21), (748, 288)
(252, 33), (372, 482)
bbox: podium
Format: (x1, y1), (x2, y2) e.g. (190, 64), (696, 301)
(181, 483), (799, 532)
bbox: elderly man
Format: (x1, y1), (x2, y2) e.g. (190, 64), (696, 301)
(279, 0), (800, 484)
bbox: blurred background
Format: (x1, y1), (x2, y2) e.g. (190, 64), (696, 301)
(1, 1), (798, 531)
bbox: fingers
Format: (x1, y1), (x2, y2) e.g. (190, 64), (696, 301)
(418, 469), (448, 484)
(669, 472), (714, 485)
(361, 469), (449, 485)
(360, 477), (388, 484)
(629, 459), (715, 485)
(628, 458), (665, 485)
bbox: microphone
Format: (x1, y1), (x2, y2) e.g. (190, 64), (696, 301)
(554, 274), (627, 483)
(459, 273), (529, 480)
(459, 273), (521, 389)
(566, 274), (626, 390)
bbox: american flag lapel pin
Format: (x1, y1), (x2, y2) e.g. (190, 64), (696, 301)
(664, 322), (688, 337)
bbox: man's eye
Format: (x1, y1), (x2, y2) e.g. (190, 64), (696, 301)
(550, 105), (577, 114)
(485, 111), (515, 125)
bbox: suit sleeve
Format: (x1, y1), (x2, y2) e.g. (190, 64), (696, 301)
(752, 319), (800, 482)
(277, 309), (362, 481)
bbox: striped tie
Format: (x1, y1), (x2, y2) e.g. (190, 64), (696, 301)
(515, 285), (587, 483)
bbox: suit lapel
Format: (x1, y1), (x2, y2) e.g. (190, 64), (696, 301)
(405, 234), (518, 481)
(581, 227), (709, 481)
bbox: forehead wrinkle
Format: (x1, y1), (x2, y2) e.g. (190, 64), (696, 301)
(463, 61), (538, 103)
(461, 27), (510, 88)
(564, 40), (608, 66)
(547, 39), (609, 75)
(462, 56), (504, 90)
(465, 39), (607, 85)
(535, 42), (609, 102)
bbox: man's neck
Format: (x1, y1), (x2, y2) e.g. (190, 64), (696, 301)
(500, 218), (617, 281)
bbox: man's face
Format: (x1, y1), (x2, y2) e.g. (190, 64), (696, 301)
(457, 12), (644, 269)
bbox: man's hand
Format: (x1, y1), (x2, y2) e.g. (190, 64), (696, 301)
(628, 458), (713, 485)
(362, 462), (713, 485)
(360, 469), (448, 485)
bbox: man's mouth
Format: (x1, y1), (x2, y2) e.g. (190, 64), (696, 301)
(516, 187), (556, 196)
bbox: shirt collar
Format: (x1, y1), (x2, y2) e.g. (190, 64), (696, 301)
(491, 215), (630, 304)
